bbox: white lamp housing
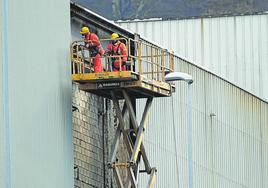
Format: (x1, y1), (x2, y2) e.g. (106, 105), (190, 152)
(165, 72), (194, 84)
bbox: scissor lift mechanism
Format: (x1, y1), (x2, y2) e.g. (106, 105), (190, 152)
(71, 37), (175, 188)
(109, 90), (156, 188)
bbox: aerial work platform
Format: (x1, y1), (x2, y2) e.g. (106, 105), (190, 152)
(71, 38), (175, 99)
(71, 36), (175, 188)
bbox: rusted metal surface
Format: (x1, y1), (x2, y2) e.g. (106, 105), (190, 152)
(136, 59), (268, 187)
(118, 14), (268, 101)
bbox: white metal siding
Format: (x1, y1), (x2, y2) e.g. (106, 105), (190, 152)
(1, 0), (73, 188)
(0, 0), (4, 186)
(118, 14), (268, 101)
(136, 57), (268, 188)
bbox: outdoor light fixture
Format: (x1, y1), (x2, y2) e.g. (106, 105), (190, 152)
(165, 72), (194, 84)
(165, 71), (194, 188)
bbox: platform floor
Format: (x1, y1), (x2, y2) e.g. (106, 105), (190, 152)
(72, 71), (174, 99)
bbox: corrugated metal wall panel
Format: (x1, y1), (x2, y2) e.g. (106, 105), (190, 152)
(261, 101), (268, 188)
(135, 53), (268, 187)
(0, 0), (4, 186)
(118, 14), (268, 101)
(0, 0), (73, 187)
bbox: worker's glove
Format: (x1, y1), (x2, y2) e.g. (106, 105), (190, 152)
(89, 43), (93, 47)
(84, 42), (93, 48)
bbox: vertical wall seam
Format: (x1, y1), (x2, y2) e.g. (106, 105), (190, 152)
(233, 16), (238, 83)
(200, 18), (204, 66)
(2, 0), (11, 187)
(258, 16), (262, 98)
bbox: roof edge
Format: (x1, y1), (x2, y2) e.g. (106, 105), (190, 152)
(70, 2), (268, 104)
(116, 11), (268, 23)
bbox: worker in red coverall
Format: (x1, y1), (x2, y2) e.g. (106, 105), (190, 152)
(80, 26), (104, 72)
(106, 33), (128, 71)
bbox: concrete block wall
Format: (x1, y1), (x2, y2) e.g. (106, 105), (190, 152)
(72, 83), (107, 188)
(72, 82), (130, 188)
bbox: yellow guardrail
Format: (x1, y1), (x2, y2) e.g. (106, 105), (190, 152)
(71, 37), (174, 82)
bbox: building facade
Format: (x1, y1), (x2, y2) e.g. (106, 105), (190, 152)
(1, 1), (267, 187)
(71, 4), (268, 188)
(0, 0), (73, 188)
(118, 14), (268, 101)
(137, 57), (268, 188)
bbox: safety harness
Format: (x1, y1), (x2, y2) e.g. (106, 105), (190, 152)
(86, 33), (101, 57)
(109, 42), (126, 70)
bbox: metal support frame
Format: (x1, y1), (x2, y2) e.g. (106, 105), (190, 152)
(109, 89), (157, 188)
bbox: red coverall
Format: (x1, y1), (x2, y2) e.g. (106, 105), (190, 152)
(106, 42), (128, 71)
(85, 33), (104, 72)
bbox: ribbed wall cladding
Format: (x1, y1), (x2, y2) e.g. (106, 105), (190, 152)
(136, 57), (268, 188)
(0, 1), (4, 186)
(118, 14), (268, 101)
(0, 1), (73, 188)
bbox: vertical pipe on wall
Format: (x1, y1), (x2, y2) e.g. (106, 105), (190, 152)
(102, 97), (107, 187)
(171, 96), (180, 187)
(187, 84), (193, 188)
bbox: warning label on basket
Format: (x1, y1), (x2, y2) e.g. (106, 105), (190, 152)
(97, 82), (120, 88)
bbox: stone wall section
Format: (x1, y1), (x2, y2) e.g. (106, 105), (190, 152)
(72, 83), (106, 188)
(72, 83), (129, 188)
